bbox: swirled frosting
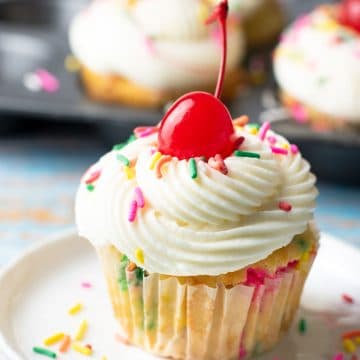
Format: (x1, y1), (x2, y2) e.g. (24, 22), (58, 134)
(274, 6), (360, 122)
(69, 0), (245, 91)
(76, 124), (317, 276)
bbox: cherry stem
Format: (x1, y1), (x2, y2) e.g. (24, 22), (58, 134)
(206, 0), (228, 99)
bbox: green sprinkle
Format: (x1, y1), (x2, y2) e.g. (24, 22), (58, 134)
(118, 255), (130, 291)
(247, 123), (260, 130)
(86, 184), (95, 192)
(127, 134), (137, 143)
(298, 318), (307, 334)
(134, 267), (144, 286)
(234, 150), (261, 159)
(117, 154), (130, 166)
(113, 143), (126, 151)
(296, 238), (309, 252)
(33, 347), (57, 358)
(189, 158), (197, 179)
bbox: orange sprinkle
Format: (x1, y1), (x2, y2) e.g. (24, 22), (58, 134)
(155, 155), (172, 178)
(127, 262), (137, 272)
(233, 115), (249, 127)
(59, 335), (71, 353)
(342, 330), (360, 340)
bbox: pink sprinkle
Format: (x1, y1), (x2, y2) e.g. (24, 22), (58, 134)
(144, 36), (156, 55)
(258, 121), (271, 141)
(290, 144), (299, 154)
(271, 147), (288, 155)
(134, 187), (145, 208)
(85, 169), (101, 184)
(342, 293), (354, 304)
(134, 126), (157, 138)
(267, 135), (277, 145)
(128, 200), (138, 222)
(333, 353), (344, 360)
(81, 282), (92, 289)
(36, 69), (59, 93)
(279, 201), (292, 212)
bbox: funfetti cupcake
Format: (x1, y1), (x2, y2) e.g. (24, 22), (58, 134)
(68, 0), (245, 108)
(225, 0), (285, 48)
(76, 2), (319, 359)
(273, 1), (360, 131)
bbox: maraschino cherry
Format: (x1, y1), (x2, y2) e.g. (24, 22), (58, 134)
(339, 0), (360, 33)
(158, 0), (236, 160)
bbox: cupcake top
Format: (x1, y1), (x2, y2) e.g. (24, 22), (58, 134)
(69, 0), (244, 91)
(75, 121), (317, 276)
(273, 5), (360, 122)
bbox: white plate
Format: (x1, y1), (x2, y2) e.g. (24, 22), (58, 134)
(0, 231), (359, 360)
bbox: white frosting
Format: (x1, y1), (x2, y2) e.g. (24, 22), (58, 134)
(76, 126), (317, 276)
(274, 7), (360, 122)
(69, 0), (245, 91)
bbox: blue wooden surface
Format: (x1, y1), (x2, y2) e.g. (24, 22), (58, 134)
(0, 133), (359, 266)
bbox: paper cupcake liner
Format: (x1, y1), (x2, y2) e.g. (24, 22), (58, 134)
(97, 246), (316, 360)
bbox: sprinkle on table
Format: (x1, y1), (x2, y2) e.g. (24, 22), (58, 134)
(342, 293), (354, 304)
(189, 158), (198, 179)
(68, 302), (83, 316)
(128, 200), (138, 222)
(279, 201), (292, 212)
(333, 353), (345, 360)
(117, 154), (130, 167)
(74, 320), (88, 341)
(149, 151), (162, 170)
(234, 150), (261, 159)
(135, 248), (145, 264)
(59, 335), (71, 353)
(72, 342), (93, 356)
(33, 347), (57, 358)
(36, 69), (60, 93)
(258, 121), (271, 141)
(298, 318), (307, 334)
(44, 332), (64, 346)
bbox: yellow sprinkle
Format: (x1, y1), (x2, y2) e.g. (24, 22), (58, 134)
(101, 357), (108, 360)
(74, 320), (88, 341)
(355, 336), (360, 344)
(248, 127), (258, 135)
(72, 342), (93, 356)
(149, 151), (162, 170)
(43, 332), (65, 346)
(68, 303), (83, 316)
(343, 338), (356, 353)
(64, 55), (80, 72)
(124, 166), (135, 180)
(135, 248), (144, 264)
(282, 143), (290, 150)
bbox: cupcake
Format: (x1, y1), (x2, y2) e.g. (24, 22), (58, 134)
(68, 0), (245, 108)
(76, 2), (318, 359)
(226, 0), (285, 48)
(273, 1), (360, 130)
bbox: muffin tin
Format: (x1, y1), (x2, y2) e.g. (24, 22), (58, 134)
(0, 0), (359, 184)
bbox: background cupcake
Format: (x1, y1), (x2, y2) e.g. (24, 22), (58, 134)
(69, 0), (245, 108)
(273, 2), (360, 130)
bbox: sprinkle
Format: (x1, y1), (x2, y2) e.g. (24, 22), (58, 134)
(86, 184), (95, 192)
(342, 330), (360, 340)
(113, 143), (126, 151)
(233, 136), (245, 149)
(290, 144), (299, 154)
(333, 353), (344, 360)
(298, 318), (307, 334)
(149, 151), (162, 170)
(155, 155), (172, 178)
(36, 69), (59, 93)
(342, 294), (354, 304)
(343, 338), (357, 353)
(134, 187), (145, 208)
(68, 303), (83, 316)
(44, 333), (64, 346)
(117, 154), (130, 167)
(23, 72), (42, 92)
(134, 126), (157, 138)
(127, 262), (137, 272)
(279, 201), (292, 212)
(208, 154), (228, 175)
(101, 357), (108, 360)
(33, 347), (57, 358)
(234, 150), (260, 159)
(85, 169), (101, 184)
(233, 115), (249, 127)
(128, 200), (138, 222)
(74, 320), (88, 341)
(135, 248), (144, 264)
(258, 121), (271, 141)
(72, 342), (93, 356)
(267, 136), (277, 145)
(271, 146), (288, 155)
(124, 166), (135, 180)
(188, 158), (198, 179)
(81, 282), (92, 289)
(64, 55), (80, 72)
(248, 126), (259, 135)
(59, 335), (71, 353)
